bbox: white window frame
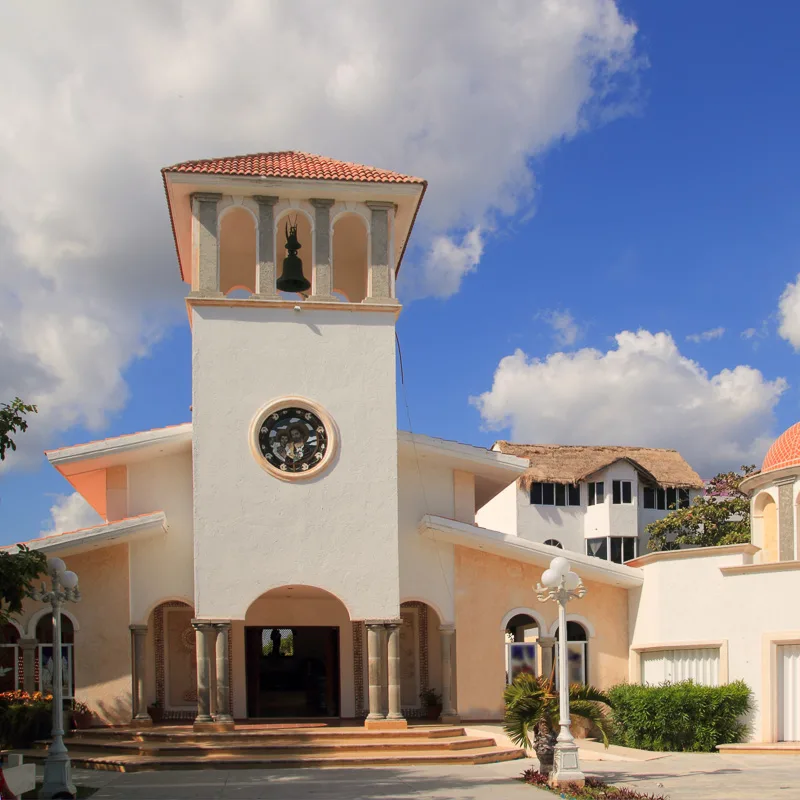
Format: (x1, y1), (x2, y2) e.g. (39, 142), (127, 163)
(0, 644), (19, 692)
(585, 536), (638, 563)
(630, 641), (728, 686)
(38, 643), (74, 700)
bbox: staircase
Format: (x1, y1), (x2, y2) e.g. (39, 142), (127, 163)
(26, 724), (524, 772)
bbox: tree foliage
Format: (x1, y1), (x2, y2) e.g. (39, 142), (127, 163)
(646, 465), (758, 552)
(503, 673), (613, 775)
(0, 546), (47, 628)
(0, 398), (37, 461)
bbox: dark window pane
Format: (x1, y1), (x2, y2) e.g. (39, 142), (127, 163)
(542, 483), (555, 505)
(623, 537), (636, 562)
(622, 481), (632, 504)
(666, 488), (677, 509)
(679, 489), (690, 509)
(566, 621), (588, 641)
(610, 537), (623, 563)
(657, 488), (666, 510)
(531, 483), (542, 505)
(587, 538), (607, 559)
(555, 484), (566, 506)
(544, 539), (563, 549)
(643, 487), (655, 509)
(588, 483), (596, 506)
(596, 482), (605, 504)
(568, 484), (580, 506)
(612, 480), (621, 504)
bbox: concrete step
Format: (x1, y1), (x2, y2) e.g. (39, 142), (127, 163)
(50, 735), (499, 758)
(19, 745), (525, 772)
(717, 742), (800, 755)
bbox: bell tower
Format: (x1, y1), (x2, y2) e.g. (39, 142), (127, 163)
(162, 152), (426, 627)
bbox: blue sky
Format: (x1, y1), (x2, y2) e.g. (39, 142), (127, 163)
(1, 1), (799, 543)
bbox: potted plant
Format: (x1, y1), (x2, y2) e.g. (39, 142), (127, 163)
(71, 699), (94, 730)
(419, 688), (443, 720)
(503, 673), (612, 777)
(147, 699), (163, 724)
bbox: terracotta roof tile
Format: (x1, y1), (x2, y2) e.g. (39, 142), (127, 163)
(162, 151), (425, 185)
(761, 421), (800, 474)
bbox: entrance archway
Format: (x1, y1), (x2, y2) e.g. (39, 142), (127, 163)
(243, 586), (352, 718)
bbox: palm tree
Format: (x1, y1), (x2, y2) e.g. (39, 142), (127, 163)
(503, 673), (613, 776)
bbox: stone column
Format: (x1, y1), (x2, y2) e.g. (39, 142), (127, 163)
(365, 622), (385, 723)
(19, 639), (37, 694)
(539, 636), (556, 682)
(380, 625), (388, 716)
(19, 638), (37, 694)
(129, 624), (152, 726)
(439, 625), (459, 723)
(777, 480), (795, 561)
(254, 196), (279, 297)
(192, 621), (213, 726)
(386, 622), (404, 723)
(214, 623), (234, 727)
(309, 198), (336, 301)
(192, 193), (223, 296)
(365, 201), (398, 304)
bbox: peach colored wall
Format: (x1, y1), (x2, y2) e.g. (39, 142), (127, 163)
(454, 546), (629, 720)
(17, 544), (132, 725)
(68, 469), (107, 519)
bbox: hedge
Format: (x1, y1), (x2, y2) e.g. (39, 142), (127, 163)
(0, 691), (53, 749)
(608, 680), (751, 752)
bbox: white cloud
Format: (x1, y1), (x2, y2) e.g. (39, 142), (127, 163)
(0, 1), (640, 464)
(539, 309), (583, 347)
(471, 329), (787, 474)
(778, 273), (800, 350)
(686, 327), (725, 343)
(741, 328), (758, 339)
(41, 492), (102, 537)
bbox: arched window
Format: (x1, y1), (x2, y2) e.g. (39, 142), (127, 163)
(36, 615), (74, 699)
(554, 621), (588, 686)
(504, 614), (538, 684)
(544, 539), (563, 549)
(0, 624), (20, 693)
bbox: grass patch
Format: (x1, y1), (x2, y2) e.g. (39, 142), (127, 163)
(521, 769), (668, 800)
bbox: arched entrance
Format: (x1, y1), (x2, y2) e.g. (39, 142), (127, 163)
(504, 612), (541, 684)
(243, 586), (351, 718)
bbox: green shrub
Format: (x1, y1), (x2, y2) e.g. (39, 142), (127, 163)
(0, 692), (53, 748)
(608, 680), (751, 752)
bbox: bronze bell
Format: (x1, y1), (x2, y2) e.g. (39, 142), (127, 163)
(277, 219), (311, 293)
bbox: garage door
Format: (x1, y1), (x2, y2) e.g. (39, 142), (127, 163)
(778, 644), (800, 742)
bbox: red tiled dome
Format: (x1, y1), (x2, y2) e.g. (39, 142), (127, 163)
(762, 421), (800, 473)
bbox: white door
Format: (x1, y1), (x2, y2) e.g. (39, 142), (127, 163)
(778, 644), (800, 742)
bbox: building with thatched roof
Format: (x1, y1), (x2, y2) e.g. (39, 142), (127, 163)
(477, 442), (704, 558)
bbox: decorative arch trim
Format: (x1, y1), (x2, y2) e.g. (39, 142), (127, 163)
(138, 596), (194, 626)
(400, 596), (449, 626)
(501, 607), (547, 633)
(547, 614), (595, 639)
(754, 489), (778, 515)
(25, 607), (80, 639)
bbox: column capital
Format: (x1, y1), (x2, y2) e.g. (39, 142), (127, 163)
(191, 619), (219, 632)
(211, 621), (232, 631)
(192, 192), (223, 203)
(129, 624), (148, 634)
(253, 195), (279, 206)
(366, 201), (396, 211)
(310, 197), (335, 209)
(18, 638), (37, 649)
(364, 618), (401, 628)
(438, 624), (455, 635)
(538, 636), (557, 646)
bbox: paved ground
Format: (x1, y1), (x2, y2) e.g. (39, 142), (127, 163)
(35, 752), (800, 799)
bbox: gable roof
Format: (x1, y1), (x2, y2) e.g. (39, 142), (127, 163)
(493, 442), (704, 490)
(162, 151), (426, 185)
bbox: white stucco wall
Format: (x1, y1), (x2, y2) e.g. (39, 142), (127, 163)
(127, 451), (195, 623)
(191, 304), (400, 621)
(630, 549), (800, 741)
(398, 449), (456, 624)
(474, 482), (518, 537)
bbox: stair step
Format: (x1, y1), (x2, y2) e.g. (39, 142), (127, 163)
(19, 746), (525, 772)
(53, 736), (499, 758)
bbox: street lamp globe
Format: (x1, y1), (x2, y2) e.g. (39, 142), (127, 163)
(47, 557), (66, 577)
(60, 571), (79, 590)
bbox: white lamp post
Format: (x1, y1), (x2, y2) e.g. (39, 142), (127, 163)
(31, 557), (80, 800)
(536, 556), (587, 789)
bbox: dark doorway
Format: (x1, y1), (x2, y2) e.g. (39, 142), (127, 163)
(245, 626), (340, 717)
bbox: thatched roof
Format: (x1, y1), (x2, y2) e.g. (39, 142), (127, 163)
(493, 442), (704, 491)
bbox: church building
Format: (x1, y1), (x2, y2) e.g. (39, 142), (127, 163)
(6, 153), (799, 749)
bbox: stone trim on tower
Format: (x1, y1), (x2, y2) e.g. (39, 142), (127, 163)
(365, 201), (397, 304)
(192, 192), (223, 296)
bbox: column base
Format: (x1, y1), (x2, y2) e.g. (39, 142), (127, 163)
(364, 718), (408, 731)
(439, 713), (461, 724)
(193, 720), (235, 732)
(548, 741), (584, 788)
(130, 715), (154, 728)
